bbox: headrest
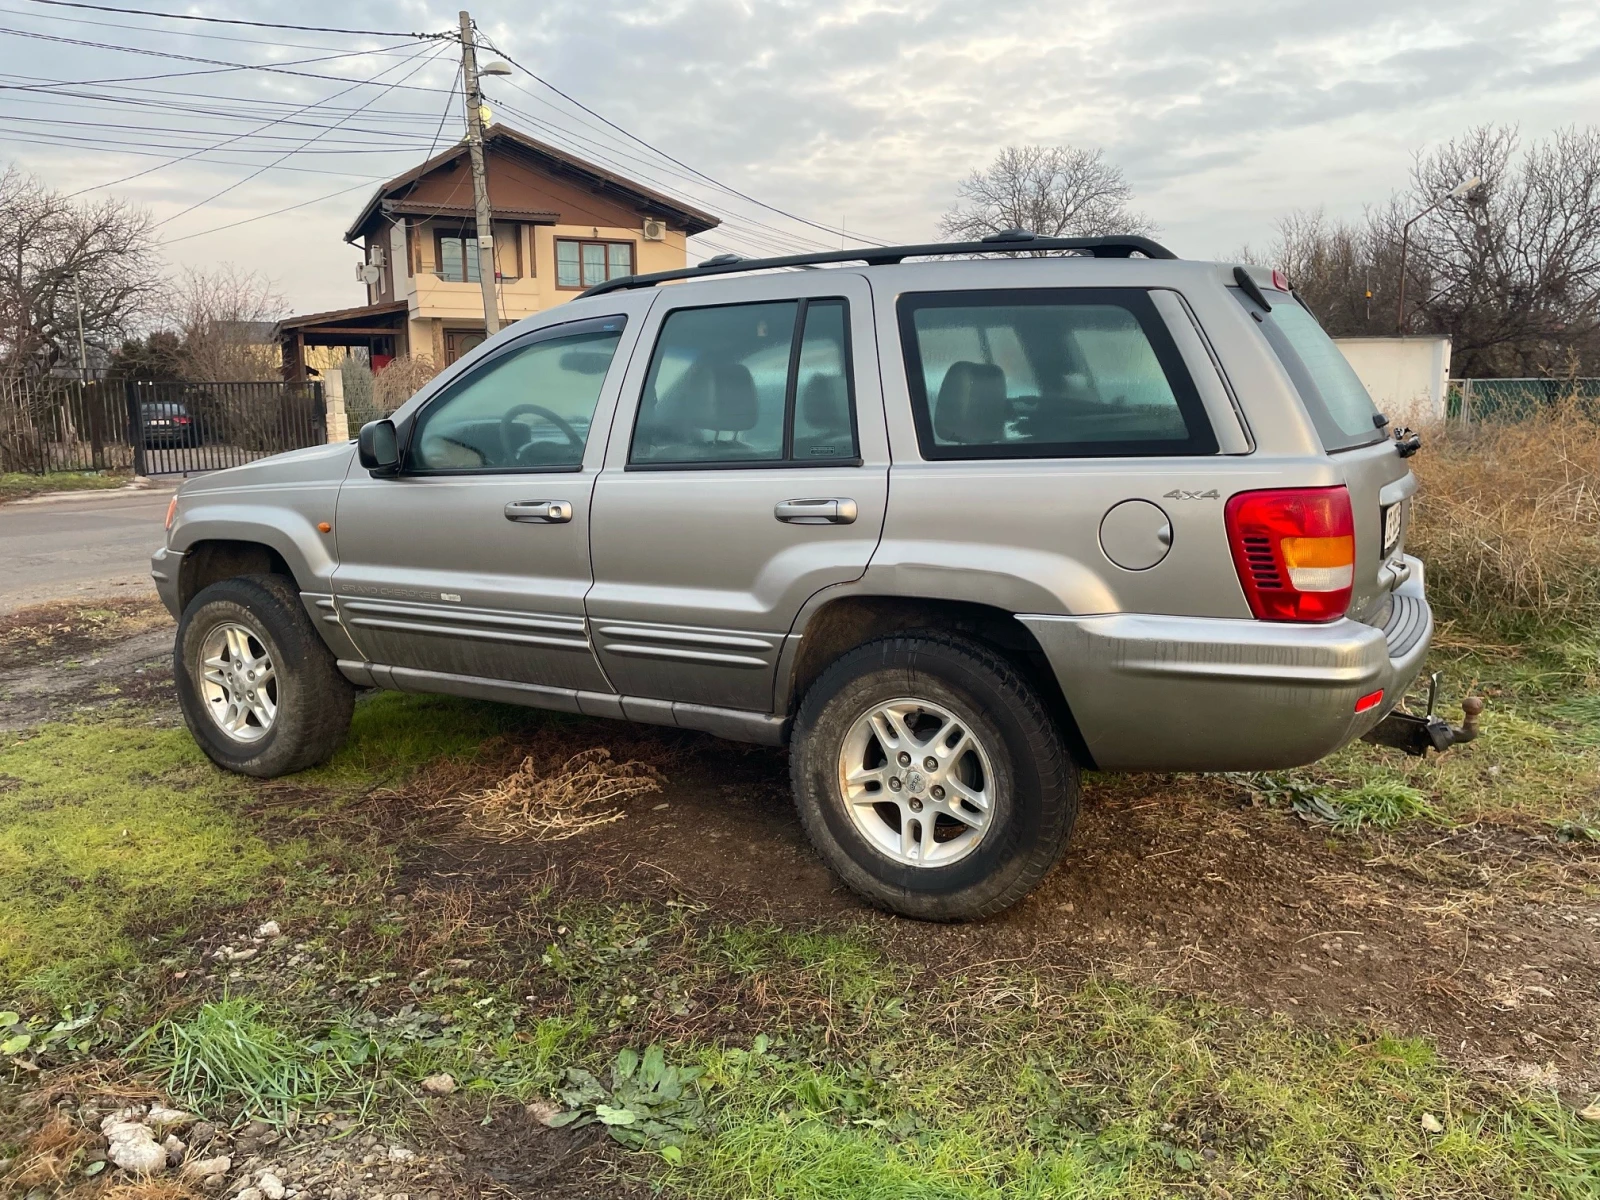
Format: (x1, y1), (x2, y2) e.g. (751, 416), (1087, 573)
(934, 361), (1008, 444)
(707, 363), (757, 432)
(800, 374), (847, 431)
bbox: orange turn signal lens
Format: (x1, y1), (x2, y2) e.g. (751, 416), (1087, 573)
(164, 496), (178, 531)
(1281, 534), (1355, 591)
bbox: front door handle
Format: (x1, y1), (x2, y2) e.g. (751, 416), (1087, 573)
(504, 499), (573, 524)
(775, 497), (858, 525)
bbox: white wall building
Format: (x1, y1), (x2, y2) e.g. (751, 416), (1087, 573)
(1333, 336), (1453, 425)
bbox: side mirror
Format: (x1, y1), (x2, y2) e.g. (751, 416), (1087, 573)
(357, 419), (400, 475)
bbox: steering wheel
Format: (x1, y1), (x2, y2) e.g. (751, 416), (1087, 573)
(500, 403), (583, 463)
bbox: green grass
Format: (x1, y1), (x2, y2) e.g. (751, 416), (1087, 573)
(1248, 633), (1600, 835)
(0, 693), (543, 1004)
(3, 675), (1597, 1196)
(0, 469), (131, 503)
(0, 722), (284, 1002)
(144, 997), (384, 1124)
(679, 973), (1600, 1198)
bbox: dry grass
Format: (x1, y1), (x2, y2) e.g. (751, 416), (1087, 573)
(1409, 396), (1600, 631)
(98, 1182), (201, 1200)
(1, 1113), (93, 1189)
(427, 729), (665, 841)
(371, 354), (442, 415)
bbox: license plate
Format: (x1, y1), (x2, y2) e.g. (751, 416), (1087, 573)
(1381, 502), (1403, 556)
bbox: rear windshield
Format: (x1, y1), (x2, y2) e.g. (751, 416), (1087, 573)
(1234, 288), (1385, 451)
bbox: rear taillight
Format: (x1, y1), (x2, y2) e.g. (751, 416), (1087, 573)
(1225, 486), (1355, 622)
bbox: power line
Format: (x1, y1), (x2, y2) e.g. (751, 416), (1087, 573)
(160, 178), (378, 247)
(61, 41), (448, 197)
(19, 0), (451, 39)
(154, 41), (447, 227)
(427, 63), (462, 160)
(479, 34), (889, 248)
(0, 4), (437, 53)
(0, 25), (454, 91)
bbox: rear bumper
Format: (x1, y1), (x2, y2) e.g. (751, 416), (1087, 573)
(1018, 556), (1432, 771)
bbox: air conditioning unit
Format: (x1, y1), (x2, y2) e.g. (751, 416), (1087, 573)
(368, 245), (386, 267)
(642, 218), (666, 242)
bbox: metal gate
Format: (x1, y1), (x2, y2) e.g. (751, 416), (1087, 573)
(127, 380), (325, 476)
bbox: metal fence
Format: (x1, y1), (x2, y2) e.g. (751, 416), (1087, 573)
(0, 376), (325, 476)
(0, 375), (132, 474)
(1448, 377), (1600, 425)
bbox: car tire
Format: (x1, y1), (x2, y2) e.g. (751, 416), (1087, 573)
(174, 574), (355, 778)
(790, 632), (1079, 920)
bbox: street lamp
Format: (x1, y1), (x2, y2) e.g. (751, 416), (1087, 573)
(1395, 175), (1481, 334)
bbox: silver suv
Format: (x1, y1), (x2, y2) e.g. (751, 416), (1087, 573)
(153, 233), (1440, 920)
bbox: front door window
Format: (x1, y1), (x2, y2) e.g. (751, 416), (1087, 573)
(413, 320), (627, 472)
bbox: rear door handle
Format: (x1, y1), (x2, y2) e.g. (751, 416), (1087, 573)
(504, 499), (573, 524)
(775, 497), (857, 525)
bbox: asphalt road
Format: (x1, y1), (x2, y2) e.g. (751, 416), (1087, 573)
(0, 485), (176, 614)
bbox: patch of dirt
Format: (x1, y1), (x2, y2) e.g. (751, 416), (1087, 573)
(0, 1087), (639, 1200)
(0, 597), (169, 670)
(7, 619), (1596, 1098)
(0, 601), (174, 730)
(399, 722), (1600, 1093)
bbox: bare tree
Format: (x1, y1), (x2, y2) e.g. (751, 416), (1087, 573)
(1401, 125), (1600, 376)
(939, 145), (1157, 247)
(169, 264), (285, 382)
(1248, 126), (1600, 376)
(0, 166), (162, 377)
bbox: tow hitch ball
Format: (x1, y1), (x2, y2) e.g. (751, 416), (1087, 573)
(1361, 673), (1484, 757)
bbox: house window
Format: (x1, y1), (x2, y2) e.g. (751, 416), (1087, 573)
(436, 231), (480, 284)
(556, 239), (633, 289)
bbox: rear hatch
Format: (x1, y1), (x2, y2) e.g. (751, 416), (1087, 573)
(1232, 271), (1413, 624)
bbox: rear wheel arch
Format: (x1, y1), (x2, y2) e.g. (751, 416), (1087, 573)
(781, 593), (1096, 769)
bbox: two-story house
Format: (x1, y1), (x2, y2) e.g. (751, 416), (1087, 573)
(279, 125), (719, 378)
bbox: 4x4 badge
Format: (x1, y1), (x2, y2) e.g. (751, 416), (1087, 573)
(1163, 488), (1220, 500)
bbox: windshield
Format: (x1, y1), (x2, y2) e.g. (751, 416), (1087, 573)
(1235, 288), (1385, 451)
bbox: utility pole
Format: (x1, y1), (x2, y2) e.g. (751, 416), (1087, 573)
(458, 10), (499, 337)
(73, 273), (89, 378)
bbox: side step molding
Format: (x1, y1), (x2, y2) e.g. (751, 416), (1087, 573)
(336, 660), (788, 746)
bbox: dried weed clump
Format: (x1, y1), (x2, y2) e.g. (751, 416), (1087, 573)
(431, 730), (665, 841)
(1408, 396), (1600, 632)
(1, 1113), (94, 1190)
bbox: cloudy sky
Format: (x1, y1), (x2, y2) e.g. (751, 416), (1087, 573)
(2, 0), (1596, 316)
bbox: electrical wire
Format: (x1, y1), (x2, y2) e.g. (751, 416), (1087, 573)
(160, 178), (379, 246)
(426, 63), (462, 160)
(0, 25), (454, 91)
(19, 0), (451, 39)
(154, 40), (447, 227)
(479, 33), (889, 248)
(62, 41), (448, 197)
(0, 4), (431, 53)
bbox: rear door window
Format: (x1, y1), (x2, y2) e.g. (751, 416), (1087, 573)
(630, 298), (858, 467)
(1235, 290), (1385, 451)
(897, 288), (1217, 459)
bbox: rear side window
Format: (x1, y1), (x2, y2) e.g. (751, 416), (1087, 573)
(630, 298), (858, 467)
(897, 288), (1217, 459)
(1236, 290), (1385, 452)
